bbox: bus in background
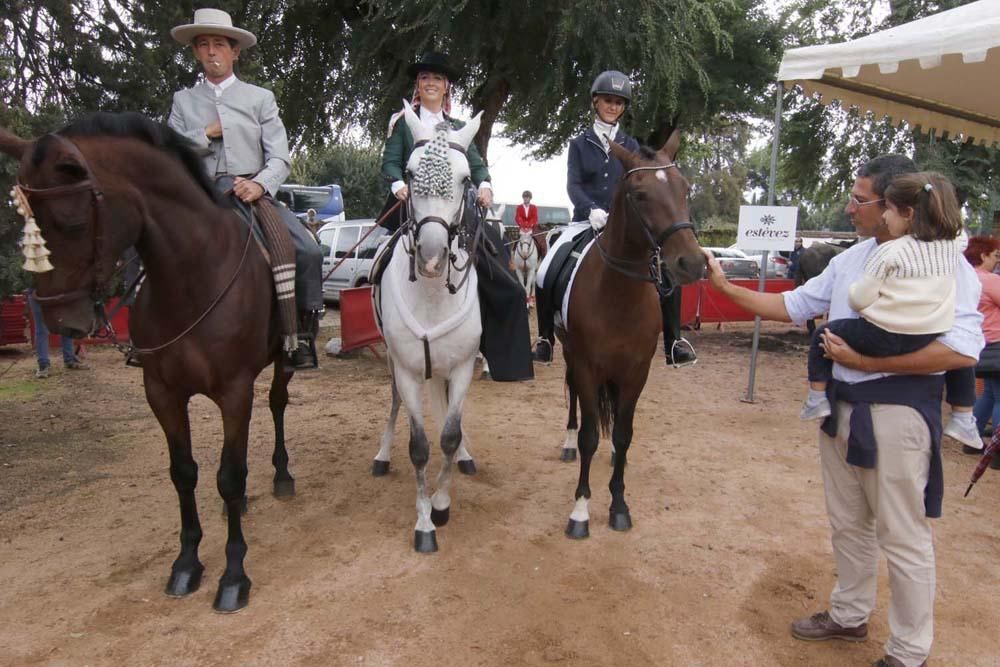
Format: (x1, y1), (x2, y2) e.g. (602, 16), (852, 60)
(276, 184), (345, 229)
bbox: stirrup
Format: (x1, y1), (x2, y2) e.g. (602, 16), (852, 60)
(124, 348), (143, 368)
(668, 338), (697, 368)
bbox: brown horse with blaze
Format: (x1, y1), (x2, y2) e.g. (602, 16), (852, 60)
(0, 112), (299, 613)
(558, 130), (704, 538)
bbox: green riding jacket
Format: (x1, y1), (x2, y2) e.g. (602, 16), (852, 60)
(381, 109), (492, 188)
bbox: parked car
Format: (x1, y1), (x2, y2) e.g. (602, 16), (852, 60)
(728, 244), (789, 278)
(316, 219), (389, 303)
(276, 184), (345, 225)
(705, 247), (760, 279)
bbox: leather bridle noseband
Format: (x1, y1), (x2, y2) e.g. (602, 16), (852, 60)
(594, 162), (696, 298)
(17, 133), (109, 306)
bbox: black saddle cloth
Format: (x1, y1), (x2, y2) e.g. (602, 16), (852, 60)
(543, 228), (596, 326)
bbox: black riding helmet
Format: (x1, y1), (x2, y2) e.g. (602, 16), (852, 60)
(590, 70), (632, 104)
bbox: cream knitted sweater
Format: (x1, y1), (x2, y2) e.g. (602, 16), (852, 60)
(848, 235), (960, 335)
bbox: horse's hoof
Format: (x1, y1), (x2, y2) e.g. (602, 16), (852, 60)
(457, 459), (477, 475)
(560, 448), (577, 462)
(273, 477), (295, 498)
(212, 575), (251, 613)
(165, 563), (204, 597)
(565, 519), (589, 539)
(371, 460), (390, 477)
(431, 506), (450, 527)
(414, 530), (438, 553)
(609, 510), (633, 532)
(222, 496), (249, 516)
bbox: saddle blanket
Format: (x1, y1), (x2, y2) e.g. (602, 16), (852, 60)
(538, 224), (596, 332)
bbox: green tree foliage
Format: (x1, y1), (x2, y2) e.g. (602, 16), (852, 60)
(290, 141), (386, 219)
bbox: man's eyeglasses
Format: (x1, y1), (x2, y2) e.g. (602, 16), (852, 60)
(848, 195), (885, 208)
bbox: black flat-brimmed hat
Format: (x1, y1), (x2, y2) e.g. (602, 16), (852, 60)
(407, 52), (459, 80)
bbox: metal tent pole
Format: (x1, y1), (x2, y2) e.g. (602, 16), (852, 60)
(743, 81), (783, 403)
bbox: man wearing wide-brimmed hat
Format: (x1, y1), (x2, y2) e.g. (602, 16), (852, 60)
(168, 8), (323, 370)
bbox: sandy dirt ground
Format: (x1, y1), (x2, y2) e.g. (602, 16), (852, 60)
(1, 314), (999, 667)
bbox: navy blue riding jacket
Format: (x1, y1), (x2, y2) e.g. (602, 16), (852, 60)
(567, 127), (640, 222)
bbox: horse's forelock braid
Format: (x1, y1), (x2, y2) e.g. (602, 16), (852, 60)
(411, 123), (454, 200)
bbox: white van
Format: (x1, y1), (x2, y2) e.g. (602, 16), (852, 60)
(316, 219), (389, 303)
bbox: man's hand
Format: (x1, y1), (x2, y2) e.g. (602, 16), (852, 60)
(820, 329), (865, 370)
(233, 177), (265, 203)
(477, 188), (493, 209)
(205, 120), (223, 140)
(394, 184), (409, 201)
(702, 248), (729, 292)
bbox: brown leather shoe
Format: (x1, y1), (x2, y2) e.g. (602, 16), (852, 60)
(790, 610), (868, 642)
(872, 656), (926, 667)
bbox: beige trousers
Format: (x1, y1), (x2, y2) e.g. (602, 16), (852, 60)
(820, 402), (935, 667)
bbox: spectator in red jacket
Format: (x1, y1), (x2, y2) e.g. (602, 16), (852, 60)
(514, 190), (546, 256)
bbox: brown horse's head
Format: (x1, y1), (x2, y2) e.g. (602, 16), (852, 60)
(0, 129), (115, 336)
(608, 130), (704, 285)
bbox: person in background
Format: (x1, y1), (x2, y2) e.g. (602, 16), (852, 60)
(515, 190), (546, 256)
(788, 237), (804, 281)
(27, 288), (87, 378)
(964, 235), (1000, 454)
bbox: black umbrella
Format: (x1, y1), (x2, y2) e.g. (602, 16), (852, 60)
(964, 432), (1000, 497)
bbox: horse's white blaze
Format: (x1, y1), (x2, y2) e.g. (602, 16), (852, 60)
(655, 169), (668, 182)
(570, 497), (590, 522)
(562, 428), (578, 451)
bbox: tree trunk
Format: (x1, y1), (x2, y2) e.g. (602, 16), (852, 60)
(470, 76), (511, 163)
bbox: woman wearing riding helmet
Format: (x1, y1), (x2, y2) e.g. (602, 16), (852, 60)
(534, 70), (696, 367)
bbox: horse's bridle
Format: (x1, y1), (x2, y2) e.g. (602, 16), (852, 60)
(17, 133), (110, 306)
(594, 162), (696, 298)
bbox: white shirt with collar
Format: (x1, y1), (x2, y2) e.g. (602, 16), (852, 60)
(782, 237), (984, 383)
(205, 73), (237, 98)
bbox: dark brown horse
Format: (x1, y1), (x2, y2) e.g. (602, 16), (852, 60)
(557, 131), (704, 538)
(0, 112), (294, 612)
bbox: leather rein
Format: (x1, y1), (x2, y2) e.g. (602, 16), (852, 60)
(18, 133), (255, 356)
(593, 162), (696, 298)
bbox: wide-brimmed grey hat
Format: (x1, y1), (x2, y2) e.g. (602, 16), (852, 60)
(407, 52), (459, 80)
(171, 9), (257, 49)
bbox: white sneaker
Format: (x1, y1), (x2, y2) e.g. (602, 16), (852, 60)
(800, 397), (832, 421)
(943, 418), (983, 449)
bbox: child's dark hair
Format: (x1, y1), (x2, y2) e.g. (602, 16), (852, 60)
(884, 171), (962, 242)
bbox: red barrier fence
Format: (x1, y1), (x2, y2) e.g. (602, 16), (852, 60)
(680, 279), (796, 328)
(339, 286), (383, 354)
(0, 295), (29, 346)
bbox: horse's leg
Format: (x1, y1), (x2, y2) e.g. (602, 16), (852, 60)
(373, 359), (401, 476)
(608, 391), (640, 532)
(560, 368), (579, 462)
(269, 359), (295, 497)
(566, 378), (599, 539)
(146, 383), (204, 598)
(213, 384), (254, 612)
(395, 369), (437, 553)
(455, 427), (476, 475)
(431, 359), (475, 525)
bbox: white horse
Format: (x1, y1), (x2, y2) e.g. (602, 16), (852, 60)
(511, 229), (539, 307)
(372, 101), (483, 553)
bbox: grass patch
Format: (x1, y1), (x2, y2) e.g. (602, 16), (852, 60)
(0, 379), (40, 400)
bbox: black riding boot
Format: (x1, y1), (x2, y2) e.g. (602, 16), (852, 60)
(661, 285), (696, 367)
(288, 309), (320, 370)
(533, 285), (554, 363)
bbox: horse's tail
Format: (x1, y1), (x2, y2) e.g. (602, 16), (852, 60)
(597, 382), (617, 437)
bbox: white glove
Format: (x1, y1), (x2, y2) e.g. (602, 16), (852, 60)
(588, 208), (608, 231)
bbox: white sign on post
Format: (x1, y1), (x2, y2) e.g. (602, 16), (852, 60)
(737, 205), (799, 252)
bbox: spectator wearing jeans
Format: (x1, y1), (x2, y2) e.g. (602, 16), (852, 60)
(27, 289), (87, 378)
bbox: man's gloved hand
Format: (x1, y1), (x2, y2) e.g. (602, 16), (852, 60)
(589, 208), (608, 231)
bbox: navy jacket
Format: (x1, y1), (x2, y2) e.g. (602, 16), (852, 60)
(567, 127), (640, 222)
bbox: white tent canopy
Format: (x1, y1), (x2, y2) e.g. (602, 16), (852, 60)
(777, 0), (1000, 144)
